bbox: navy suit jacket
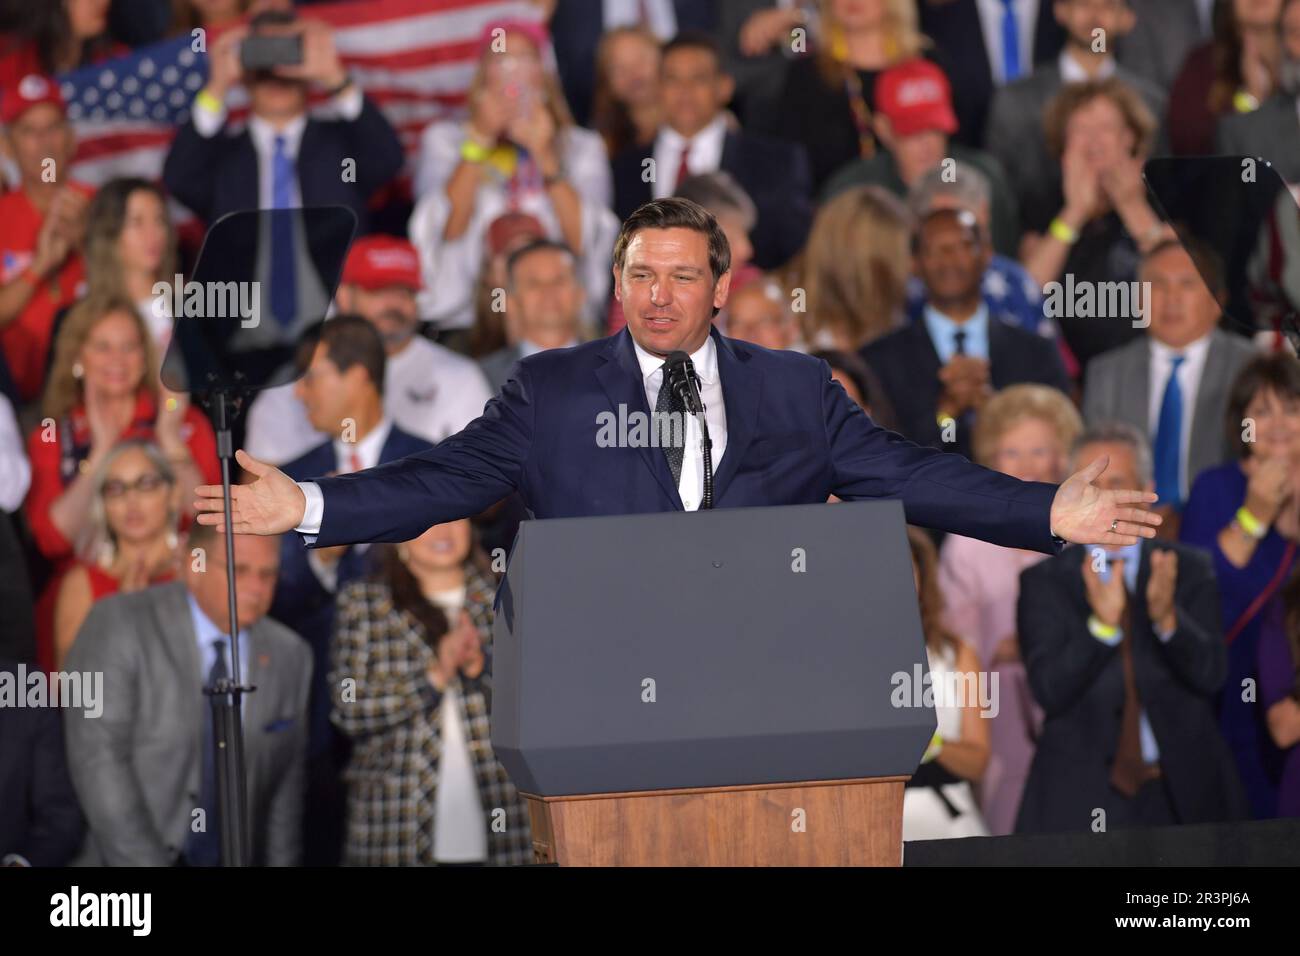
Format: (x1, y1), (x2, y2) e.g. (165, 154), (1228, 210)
(273, 424), (432, 756)
(860, 312), (1072, 460)
(611, 129), (814, 269)
(305, 327), (1062, 554)
(1015, 542), (1249, 833)
(918, 0), (1063, 147)
(161, 95), (403, 233)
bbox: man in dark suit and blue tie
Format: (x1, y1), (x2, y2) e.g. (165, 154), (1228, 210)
(862, 208), (1072, 460)
(270, 315), (431, 865)
(161, 8), (403, 235)
(195, 198), (1161, 569)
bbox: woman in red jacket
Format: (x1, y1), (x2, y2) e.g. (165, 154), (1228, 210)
(25, 291), (218, 670)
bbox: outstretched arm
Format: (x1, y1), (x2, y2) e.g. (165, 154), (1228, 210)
(195, 364), (536, 546)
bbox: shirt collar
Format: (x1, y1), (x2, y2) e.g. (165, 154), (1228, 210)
(1149, 331), (1212, 366)
(1058, 49), (1117, 85)
(248, 113), (308, 159)
(333, 416), (393, 472)
(631, 330), (718, 386)
(658, 113), (727, 155)
(186, 591), (247, 644)
(922, 301), (989, 347)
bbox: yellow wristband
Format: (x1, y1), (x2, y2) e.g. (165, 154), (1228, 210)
(1048, 217), (1078, 244)
(1087, 614), (1121, 641)
(195, 88), (223, 113)
(1235, 505), (1267, 539)
(1232, 90), (1260, 114)
(459, 138), (491, 163)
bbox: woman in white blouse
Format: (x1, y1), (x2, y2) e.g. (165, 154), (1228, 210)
(410, 20), (618, 334)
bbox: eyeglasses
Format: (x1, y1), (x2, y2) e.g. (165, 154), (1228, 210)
(102, 473), (171, 500)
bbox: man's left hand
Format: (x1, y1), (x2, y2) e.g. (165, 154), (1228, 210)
(1146, 548), (1178, 633)
(274, 20), (347, 89)
(1049, 454), (1161, 546)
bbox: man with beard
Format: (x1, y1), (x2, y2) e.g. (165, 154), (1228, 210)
(244, 236), (494, 465)
(862, 209), (1071, 461)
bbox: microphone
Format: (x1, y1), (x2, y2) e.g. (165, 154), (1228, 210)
(664, 351), (713, 509)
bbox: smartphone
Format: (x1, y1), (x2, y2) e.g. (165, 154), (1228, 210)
(240, 34), (304, 72)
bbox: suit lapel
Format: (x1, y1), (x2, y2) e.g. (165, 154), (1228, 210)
(1189, 331), (1229, 476)
(594, 329), (683, 507)
(711, 329), (763, 499)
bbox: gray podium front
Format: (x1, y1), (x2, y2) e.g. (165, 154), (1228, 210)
(490, 501), (935, 865)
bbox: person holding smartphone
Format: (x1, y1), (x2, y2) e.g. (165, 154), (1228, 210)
(409, 18), (617, 337)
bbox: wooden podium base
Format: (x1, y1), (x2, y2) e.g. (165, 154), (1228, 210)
(522, 776), (906, 866)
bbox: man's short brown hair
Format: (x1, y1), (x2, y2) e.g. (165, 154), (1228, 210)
(612, 197), (732, 282)
(1043, 76), (1157, 160)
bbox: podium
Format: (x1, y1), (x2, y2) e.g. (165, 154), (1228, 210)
(490, 501), (934, 866)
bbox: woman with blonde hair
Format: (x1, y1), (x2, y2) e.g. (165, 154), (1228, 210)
(773, 0), (930, 188)
(800, 184), (911, 350)
(409, 19), (617, 336)
(25, 293), (218, 670)
(52, 439), (181, 669)
(936, 383), (1083, 834)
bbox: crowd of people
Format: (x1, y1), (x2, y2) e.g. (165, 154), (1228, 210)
(2, 0), (1300, 866)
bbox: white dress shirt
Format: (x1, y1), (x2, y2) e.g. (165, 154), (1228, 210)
(1058, 47), (1117, 84)
(0, 392), (31, 512)
(245, 335), (493, 465)
(631, 334), (728, 511)
(975, 0), (1040, 86)
(423, 585), (489, 863)
(602, 0), (677, 37)
(1147, 333), (1212, 501)
(295, 332), (732, 534)
(651, 114), (728, 199)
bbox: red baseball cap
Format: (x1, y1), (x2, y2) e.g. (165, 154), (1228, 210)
(341, 236), (423, 291)
(486, 210), (546, 257)
(1, 74), (66, 126)
(875, 59), (958, 137)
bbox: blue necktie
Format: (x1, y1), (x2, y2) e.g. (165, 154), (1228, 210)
(270, 134), (298, 328)
(187, 636), (228, 866)
(1153, 355), (1185, 507)
(1000, 0), (1022, 83)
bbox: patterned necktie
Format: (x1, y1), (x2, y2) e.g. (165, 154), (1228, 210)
(270, 134), (298, 328)
(655, 365), (688, 488)
(1000, 0), (1022, 83)
(188, 635), (229, 866)
(1153, 355), (1185, 506)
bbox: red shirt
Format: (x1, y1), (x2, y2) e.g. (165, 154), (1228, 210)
(25, 389), (221, 561)
(0, 183), (95, 402)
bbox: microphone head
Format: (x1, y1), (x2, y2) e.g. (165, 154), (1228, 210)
(664, 350), (692, 375)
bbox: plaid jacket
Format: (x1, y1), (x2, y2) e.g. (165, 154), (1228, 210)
(329, 565), (533, 866)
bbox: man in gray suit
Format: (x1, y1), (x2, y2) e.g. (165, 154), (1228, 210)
(1083, 239), (1257, 514)
(986, 0), (1167, 233)
(479, 239), (584, 394)
(64, 524), (311, 866)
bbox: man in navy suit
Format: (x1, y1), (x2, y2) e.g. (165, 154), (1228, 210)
(611, 32), (812, 270)
(862, 208), (1071, 459)
(195, 198), (1161, 566)
(162, 9), (403, 233)
(270, 315), (431, 865)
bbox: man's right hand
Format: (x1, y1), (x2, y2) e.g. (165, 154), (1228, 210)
(1082, 553), (1127, 629)
(194, 449), (305, 534)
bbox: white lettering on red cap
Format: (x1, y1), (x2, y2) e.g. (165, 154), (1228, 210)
(368, 249), (418, 271)
(897, 79), (944, 107)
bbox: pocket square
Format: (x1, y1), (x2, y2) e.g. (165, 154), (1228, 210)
(263, 717), (295, 733)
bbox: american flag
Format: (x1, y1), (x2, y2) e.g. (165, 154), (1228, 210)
(58, 0), (540, 191)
